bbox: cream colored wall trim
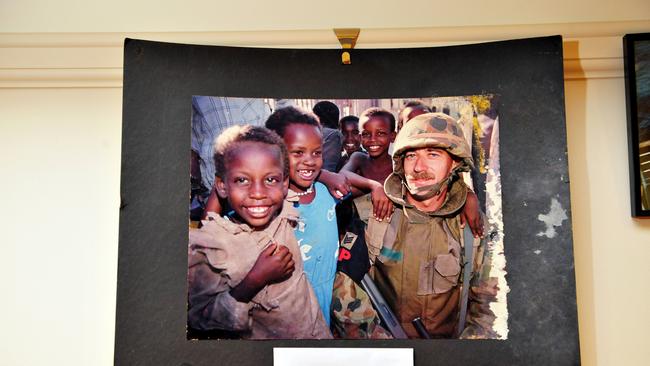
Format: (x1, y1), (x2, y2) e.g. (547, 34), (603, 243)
(1, 20), (648, 88)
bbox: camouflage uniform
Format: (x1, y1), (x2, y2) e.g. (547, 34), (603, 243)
(331, 195), (391, 339)
(366, 113), (498, 339)
(331, 272), (392, 339)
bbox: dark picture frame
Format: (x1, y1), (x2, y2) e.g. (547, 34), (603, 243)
(624, 32), (650, 217)
(116, 36), (580, 365)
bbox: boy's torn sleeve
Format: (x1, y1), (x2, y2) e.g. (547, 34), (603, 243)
(187, 219), (259, 333)
(187, 248), (254, 332)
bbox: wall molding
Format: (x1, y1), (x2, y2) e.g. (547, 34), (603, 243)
(1, 20), (648, 88)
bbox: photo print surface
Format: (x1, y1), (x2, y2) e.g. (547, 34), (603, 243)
(187, 95), (509, 340)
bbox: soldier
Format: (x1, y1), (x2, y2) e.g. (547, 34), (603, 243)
(367, 112), (498, 339)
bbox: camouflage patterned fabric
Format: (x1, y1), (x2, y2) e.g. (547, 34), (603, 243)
(331, 271), (392, 339)
(392, 112), (474, 177)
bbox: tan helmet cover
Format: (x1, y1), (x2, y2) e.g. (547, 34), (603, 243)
(392, 112), (474, 176)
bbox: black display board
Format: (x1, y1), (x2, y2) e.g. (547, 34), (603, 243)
(116, 36), (580, 365)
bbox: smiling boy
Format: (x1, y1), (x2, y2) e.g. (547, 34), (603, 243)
(340, 107), (396, 221)
(215, 140), (287, 228)
(344, 108), (396, 182)
(187, 125), (331, 339)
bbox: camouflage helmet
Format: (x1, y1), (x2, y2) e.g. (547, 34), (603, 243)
(392, 112), (474, 176)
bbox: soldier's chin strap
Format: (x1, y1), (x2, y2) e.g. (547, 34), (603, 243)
(402, 176), (450, 200)
(401, 166), (463, 200)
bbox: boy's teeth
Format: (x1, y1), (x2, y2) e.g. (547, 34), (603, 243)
(247, 206), (269, 213)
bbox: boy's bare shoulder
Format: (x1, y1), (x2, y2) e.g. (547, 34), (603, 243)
(350, 150), (368, 159)
(349, 151), (370, 164)
(340, 151), (366, 172)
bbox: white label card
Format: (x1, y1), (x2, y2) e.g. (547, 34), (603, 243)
(273, 347), (413, 366)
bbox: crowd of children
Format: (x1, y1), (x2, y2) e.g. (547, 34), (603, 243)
(187, 100), (484, 340)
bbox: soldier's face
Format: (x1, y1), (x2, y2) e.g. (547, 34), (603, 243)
(403, 147), (457, 190)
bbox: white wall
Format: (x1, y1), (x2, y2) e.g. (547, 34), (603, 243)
(1, 1), (649, 365)
(0, 89), (121, 365)
(565, 78), (650, 366)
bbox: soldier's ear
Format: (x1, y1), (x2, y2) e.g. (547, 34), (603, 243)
(451, 156), (461, 170)
(390, 131), (396, 143)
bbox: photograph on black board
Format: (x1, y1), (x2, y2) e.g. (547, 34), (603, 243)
(186, 95), (509, 340)
(116, 36), (580, 365)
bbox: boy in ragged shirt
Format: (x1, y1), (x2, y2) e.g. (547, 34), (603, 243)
(187, 125), (331, 339)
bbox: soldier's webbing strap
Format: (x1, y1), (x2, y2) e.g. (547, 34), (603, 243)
(455, 225), (474, 337)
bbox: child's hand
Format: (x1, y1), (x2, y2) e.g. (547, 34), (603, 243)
(230, 243), (295, 302)
(370, 183), (394, 222)
(250, 243), (295, 285)
(460, 190), (484, 238)
(318, 170), (351, 199)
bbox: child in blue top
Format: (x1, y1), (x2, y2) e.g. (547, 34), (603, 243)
(288, 182), (339, 325)
(266, 106), (343, 326)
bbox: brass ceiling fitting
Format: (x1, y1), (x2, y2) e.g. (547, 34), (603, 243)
(334, 28), (360, 65)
